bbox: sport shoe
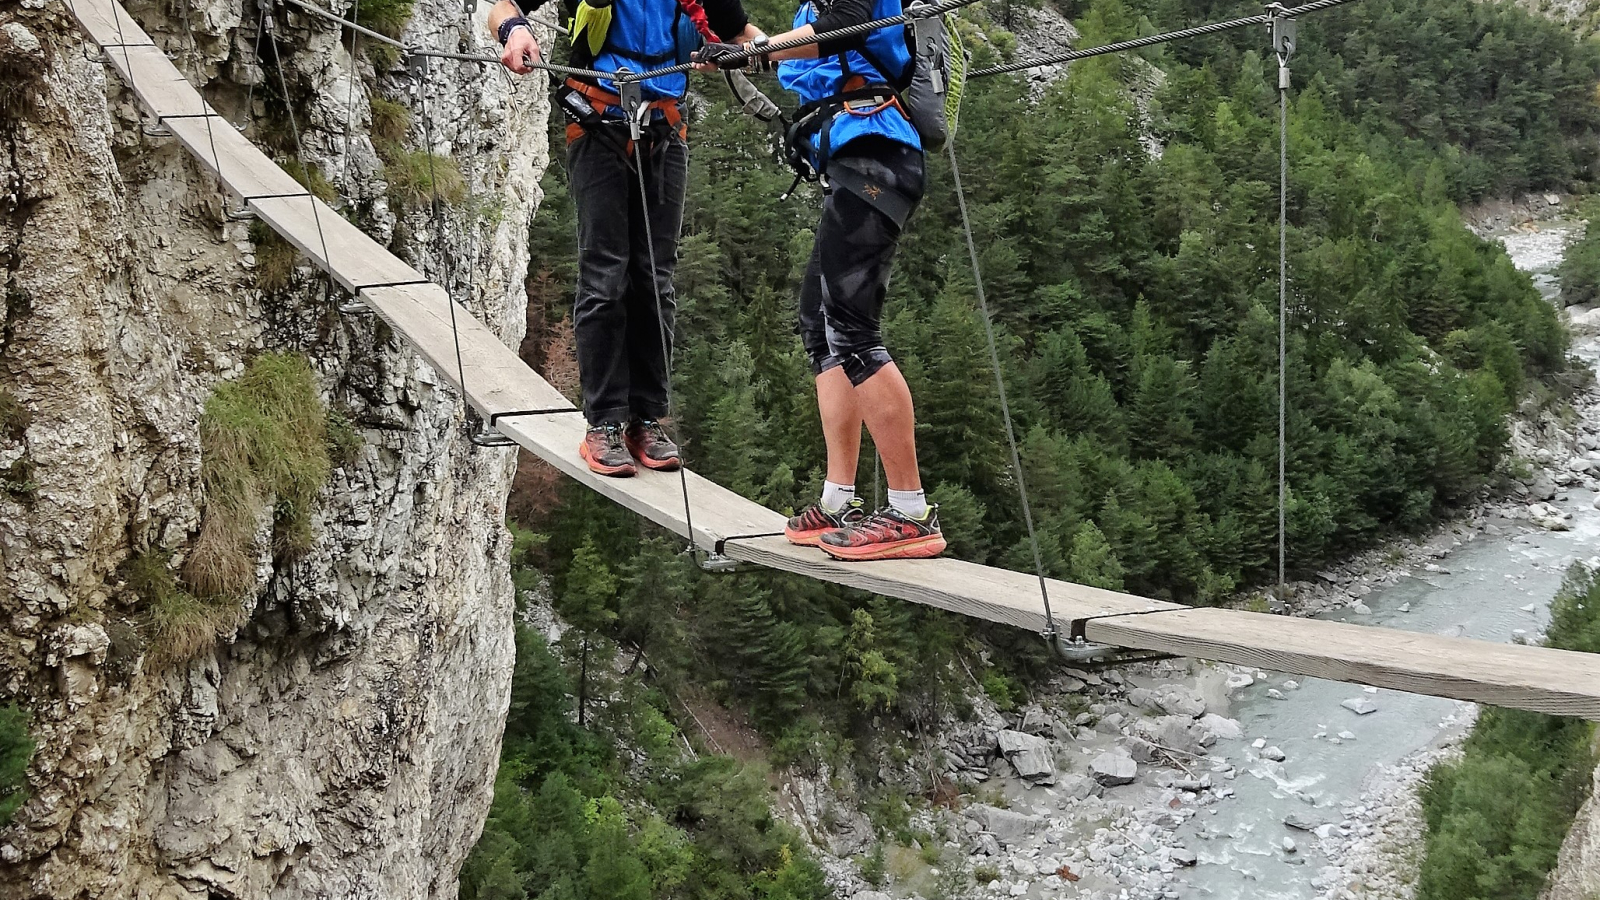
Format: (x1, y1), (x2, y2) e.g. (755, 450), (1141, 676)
(579, 422), (637, 477)
(784, 497), (867, 546)
(819, 505), (946, 561)
(625, 418), (681, 471)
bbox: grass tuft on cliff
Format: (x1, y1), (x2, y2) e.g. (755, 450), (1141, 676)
(0, 703), (32, 825)
(380, 147), (468, 211)
(185, 352), (337, 601)
(1416, 565), (1600, 900)
(129, 551), (248, 667)
(351, 0), (414, 39)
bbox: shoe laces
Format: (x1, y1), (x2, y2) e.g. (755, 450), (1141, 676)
(851, 507), (906, 539)
(636, 418), (669, 442)
(593, 422), (627, 451)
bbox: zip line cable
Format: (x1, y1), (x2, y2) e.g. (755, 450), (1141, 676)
(970, 0), (1357, 79)
(944, 136), (1058, 641)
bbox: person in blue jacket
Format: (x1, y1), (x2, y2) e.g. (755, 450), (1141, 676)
(489, 0), (763, 476)
(696, 0), (947, 561)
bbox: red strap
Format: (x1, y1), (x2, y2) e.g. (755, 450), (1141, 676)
(672, 0), (720, 43)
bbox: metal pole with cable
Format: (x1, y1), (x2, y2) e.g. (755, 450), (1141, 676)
(1270, 3), (1295, 603)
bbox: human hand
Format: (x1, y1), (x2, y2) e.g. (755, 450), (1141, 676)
(500, 25), (541, 74)
(692, 41), (749, 70)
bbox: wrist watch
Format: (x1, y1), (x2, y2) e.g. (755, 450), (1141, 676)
(750, 34), (772, 72)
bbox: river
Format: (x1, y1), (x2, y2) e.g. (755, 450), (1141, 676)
(1171, 219), (1600, 899)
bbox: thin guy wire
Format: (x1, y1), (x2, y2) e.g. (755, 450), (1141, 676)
(174, 0), (231, 216)
(263, 12), (337, 302)
(338, 0), (362, 194)
(416, 54), (474, 416)
(1278, 47), (1289, 601)
(971, 0), (1361, 79)
(632, 138), (698, 553)
(280, 0), (615, 79)
(945, 138), (1057, 640)
(244, 5), (267, 131)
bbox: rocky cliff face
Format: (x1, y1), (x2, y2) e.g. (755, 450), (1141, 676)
(0, 0), (550, 895)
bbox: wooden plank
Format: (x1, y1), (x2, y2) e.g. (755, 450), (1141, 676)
(248, 195), (425, 293)
(163, 116), (309, 201)
(359, 284), (574, 419)
(1090, 608), (1600, 720)
(66, 0), (152, 48)
(75, 0), (1600, 724)
(100, 45), (212, 119)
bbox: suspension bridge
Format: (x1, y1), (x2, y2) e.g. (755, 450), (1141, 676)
(60, 0), (1600, 721)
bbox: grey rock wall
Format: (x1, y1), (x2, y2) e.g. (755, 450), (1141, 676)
(0, 0), (551, 895)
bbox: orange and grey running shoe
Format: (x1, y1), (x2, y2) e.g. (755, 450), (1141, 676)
(625, 418), (681, 471)
(819, 505), (946, 561)
(579, 422), (637, 478)
(785, 498), (867, 546)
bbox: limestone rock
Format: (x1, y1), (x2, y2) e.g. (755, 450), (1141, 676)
(1342, 697), (1379, 715)
(969, 805), (1042, 847)
(1090, 751), (1138, 786)
(997, 729), (1057, 783)
(0, 4), (548, 897)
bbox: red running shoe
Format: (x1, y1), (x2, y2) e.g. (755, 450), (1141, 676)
(819, 505), (946, 561)
(625, 418), (681, 471)
(784, 498), (867, 546)
(579, 423), (637, 477)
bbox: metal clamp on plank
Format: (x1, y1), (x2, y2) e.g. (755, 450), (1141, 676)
(1057, 606), (1194, 662)
(695, 531), (786, 573)
(469, 407), (583, 448)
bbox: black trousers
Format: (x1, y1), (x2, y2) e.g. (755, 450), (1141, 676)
(568, 122), (688, 426)
(798, 138), (926, 386)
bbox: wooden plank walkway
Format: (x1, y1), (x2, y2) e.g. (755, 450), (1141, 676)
(67, 0), (1600, 721)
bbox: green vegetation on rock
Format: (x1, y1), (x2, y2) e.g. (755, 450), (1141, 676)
(0, 702), (33, 825)
(1417, 565), (1600, 900)
(186, 352), (339, 601)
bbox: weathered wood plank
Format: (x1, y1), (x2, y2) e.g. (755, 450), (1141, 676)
(66, 0), (152, 48)
(78, 0), (1600, 724)
(163, 115), (309, 202)
(359, 283), (573, 419)
(100, 45), (211, 119)
(1090, 608), (1600, 720)
(248, 195), (425, 293)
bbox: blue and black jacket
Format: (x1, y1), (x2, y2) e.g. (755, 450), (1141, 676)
(776, 0), (921, 168)
(514, 0), (750, 99)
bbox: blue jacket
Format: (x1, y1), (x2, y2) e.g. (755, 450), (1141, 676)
(776, 0), (921, 164)
(596, 0), (701, 99)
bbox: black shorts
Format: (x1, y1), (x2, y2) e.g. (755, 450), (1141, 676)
(797, 138), (926, 386)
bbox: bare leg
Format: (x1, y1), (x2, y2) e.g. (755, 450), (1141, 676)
(816, 367), (863, 486)
(853, 362), (921, 492)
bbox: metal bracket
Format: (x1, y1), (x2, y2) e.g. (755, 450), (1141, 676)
(697, 551), (743, 573)
(615, 68), (646, 141)
(470, 423), (517, 447)
(1265, 2), (1296, 87)
(141, 118), (173, 137)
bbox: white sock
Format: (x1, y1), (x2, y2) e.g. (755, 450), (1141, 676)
(888, 488), (928, 519)
(821, 481), (856, 513)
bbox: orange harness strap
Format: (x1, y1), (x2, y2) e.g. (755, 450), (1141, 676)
(563, 78), (687, 147)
